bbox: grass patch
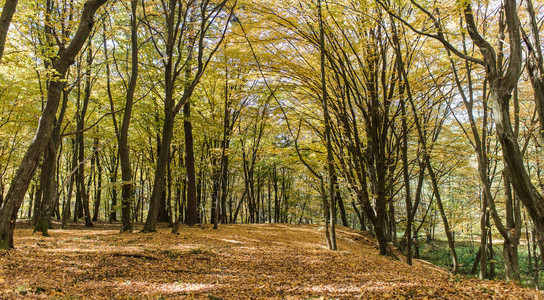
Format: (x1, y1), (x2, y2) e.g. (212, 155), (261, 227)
(188, 248), (211, 255)
(419, 238), (540, 288)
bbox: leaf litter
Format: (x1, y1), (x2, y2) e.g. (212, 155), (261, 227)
(0, 222), (542, 299)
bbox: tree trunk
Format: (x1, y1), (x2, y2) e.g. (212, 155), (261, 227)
(334, 174), (348, 227)
(119, 0), (138, 233)
(318, 0), (336, 251)
(34, 86), (69, 235)
(76, 41), (94, 228)
(184, 100), (197, 225)
(0, 0), (18, 62)
(143, 112), (175, 232)
(479, 191), (488, 279)
(427, 162), (458, 273)
(61, 139), (78, 228)
(33, 173), (43, 224)
(463, 0), (544, 256)
(400, 90), (412, 265)
(109, 159), (118, 222)
(92, 140), (102, 222)
(34, 141), (57, 236)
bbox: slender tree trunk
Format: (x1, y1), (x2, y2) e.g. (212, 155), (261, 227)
(480, 190), (488, 279)
(119, 0), (138, 233)
(92, 139), (102, 222)
(109, 156), (118, 222)
(392, 19), (458, 270)
(504, 171), (521, 280)
(318, 0), (336, 251)
(26, 184), (34, 219)
(273, 166), (279, 222)
(32, 173), (44, 225)
(320, 178), (332, 250)
(334, 174), (348, 227)
(219, 74), (231, 223)
(428, 163), (458, 273)
(400, 92), (412, 265)
(167, 154), (173, 227)
(75, 40), (94, 227)
(62, 139), (78, 228)
(184, 100), (197, 225)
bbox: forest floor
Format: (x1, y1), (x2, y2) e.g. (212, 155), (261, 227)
(0, 222), (542, 299)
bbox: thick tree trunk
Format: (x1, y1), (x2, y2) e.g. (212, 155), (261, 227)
(462, 0), (544, 256)
(0, 0), (107, 249)
(34, 85), (69, 235)
(0, 0), (18, 62)
(34, 141), (57, 236)
(524, 0), (544, 143)
(143, 112), (175, 232)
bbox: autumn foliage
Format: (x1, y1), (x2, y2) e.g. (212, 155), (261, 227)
(0, 223), (541, 299)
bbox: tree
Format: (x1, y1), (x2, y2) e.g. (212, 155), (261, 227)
(0, 0), (108, 249)
(119, 0), (139, 232)
(381, 0), (543, 276)
(142, 0), (234, 232)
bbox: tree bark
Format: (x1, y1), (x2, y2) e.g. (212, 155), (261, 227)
(34, 88), (69, 235)
(144, 0), (231, 231)
(76, 40), (94, 228)
(183, 87), (197, 226)
(144, 111), (174, 231)
(318, 0), (337, 251)
(92, 138), (102, 222)
(0, 0), (18, 62)
(119, 0), (139, 233)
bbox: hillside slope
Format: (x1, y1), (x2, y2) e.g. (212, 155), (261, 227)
(0, 223), (541, 299)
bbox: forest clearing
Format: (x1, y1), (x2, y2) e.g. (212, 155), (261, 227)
(1, 222), (541, 299)
(4, 0), (544, 297)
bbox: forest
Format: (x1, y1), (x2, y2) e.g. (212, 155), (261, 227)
(2, 0), (544, 297)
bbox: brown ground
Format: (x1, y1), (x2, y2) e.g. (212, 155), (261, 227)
(0, 222), (542, 299)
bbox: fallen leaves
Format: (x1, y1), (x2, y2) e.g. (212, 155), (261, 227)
(0, 222), (542, 299)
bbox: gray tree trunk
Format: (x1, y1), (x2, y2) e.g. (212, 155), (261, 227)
(0, 0), (18, 62)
